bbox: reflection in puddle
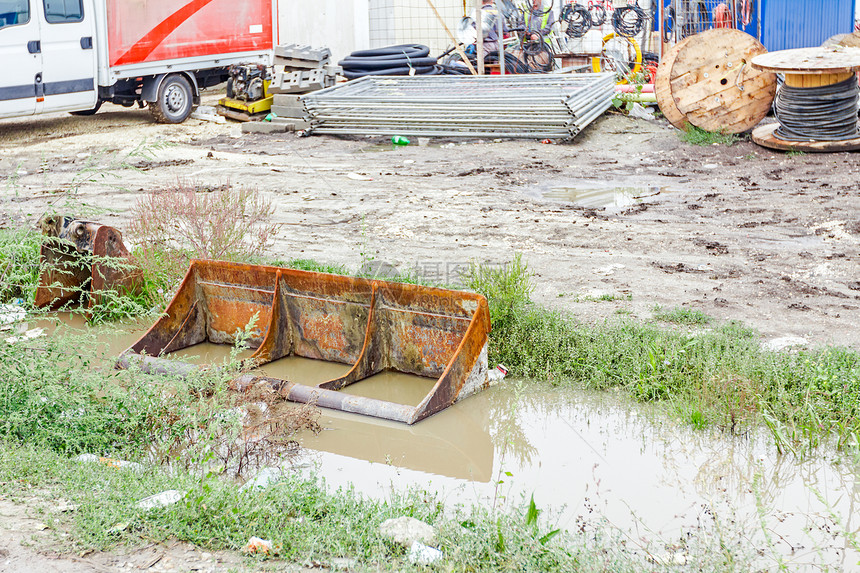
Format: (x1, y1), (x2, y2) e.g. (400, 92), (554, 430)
(543, 185), (666, 208)
(29, 313), (149, 361)
(297, 384), (860, 569)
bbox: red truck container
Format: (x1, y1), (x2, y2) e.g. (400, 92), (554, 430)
(1, 0), (275, 122)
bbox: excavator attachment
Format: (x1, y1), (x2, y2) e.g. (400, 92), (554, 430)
(35, 217), (142, 311)
(117, 260), (492, 424)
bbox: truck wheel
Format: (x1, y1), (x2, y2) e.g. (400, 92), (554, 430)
(150, 74), (194, 124)
(70, 100), (102, 116)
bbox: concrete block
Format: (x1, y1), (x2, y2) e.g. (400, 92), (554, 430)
(274, 44), (331, 62)
(267, 72), (286, 94)
(241, 121), (288, 134)
(273, 57), (330, 70)
(324, 64), (343, 76)
(271, 118), (311, 130)
(270, 105), (305, 118)
(272, 94), (302, 106)
(287, 71), (304, 89)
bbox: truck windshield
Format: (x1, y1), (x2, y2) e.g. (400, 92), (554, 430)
(0, 0), (29, 29)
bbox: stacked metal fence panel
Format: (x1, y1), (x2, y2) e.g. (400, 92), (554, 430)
(301, 73), (617, 139)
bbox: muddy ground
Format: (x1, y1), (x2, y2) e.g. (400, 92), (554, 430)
(2, 93), (858, 350)
(1, 94), (859, 569)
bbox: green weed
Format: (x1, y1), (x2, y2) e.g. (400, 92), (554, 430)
(653, 305), (712, 325)
(560, 292), (633, 302)
(0, 227), (42, 303)
(271, 258), (349, 275)
(680, 124), (740, 146)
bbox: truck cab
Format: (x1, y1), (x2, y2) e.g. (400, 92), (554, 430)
(1, 0), (273, 122)
(0, 0), (98, 118)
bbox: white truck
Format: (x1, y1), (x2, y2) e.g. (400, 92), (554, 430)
(0, 0), (275, 123)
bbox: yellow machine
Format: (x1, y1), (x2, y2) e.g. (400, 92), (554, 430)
(216, 64), (273, 120)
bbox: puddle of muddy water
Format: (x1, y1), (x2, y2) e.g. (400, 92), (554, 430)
(167, 344), (432, 407)
(34, 315), (860, 568)
(542, 185), (667, 209)
(339, 371), (437, 407)
(28, 313), (148, 359)
(261, 356), (352, 386)
(292, 384), (860, 569)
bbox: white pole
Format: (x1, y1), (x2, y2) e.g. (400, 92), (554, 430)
(496, 0), (504, 75)
(477, 1), (485, 74)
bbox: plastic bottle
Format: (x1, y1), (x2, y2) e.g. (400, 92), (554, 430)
(391, 136), (410, 146)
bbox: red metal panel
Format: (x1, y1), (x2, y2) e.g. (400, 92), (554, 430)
(107, 0), (273, 67)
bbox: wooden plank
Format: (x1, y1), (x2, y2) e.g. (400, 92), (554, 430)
(751, 47), (860, 74)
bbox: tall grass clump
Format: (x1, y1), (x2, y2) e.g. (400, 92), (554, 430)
(466, 256), (860, 451)
(653, 305), (712, 325)
(129, 181), (279, 302)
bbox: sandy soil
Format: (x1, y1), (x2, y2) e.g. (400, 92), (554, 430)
(2, 96), (858, 349)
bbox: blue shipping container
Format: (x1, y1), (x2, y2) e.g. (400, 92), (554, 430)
(760, 0), (855, 51)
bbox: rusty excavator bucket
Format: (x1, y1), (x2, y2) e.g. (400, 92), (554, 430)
(117, 260), (492, 424)
(35, 217), (142, 311)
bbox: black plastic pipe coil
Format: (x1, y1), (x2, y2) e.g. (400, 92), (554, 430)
(774, 77), (860, 142)
(339, 44), (441, 79)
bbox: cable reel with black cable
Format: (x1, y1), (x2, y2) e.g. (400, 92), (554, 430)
(774, 77), (860, 142)
(612, 1), (648, 38)
(560, 3), (592, 39)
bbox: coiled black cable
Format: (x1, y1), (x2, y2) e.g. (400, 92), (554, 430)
(521, 33), (554, 73)
(486, 51), (531, 74)
(589, 3), (606, 26)
(339, 44), (439, 79)
(662, 5), (675, 42)
(612, 2), (647, 38)
(774, 77), (860, 141)
(561, 3), (591, 38)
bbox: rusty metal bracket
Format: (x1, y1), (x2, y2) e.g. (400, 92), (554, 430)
(117, 260), (492, 424)
(35, 216), (142, 311)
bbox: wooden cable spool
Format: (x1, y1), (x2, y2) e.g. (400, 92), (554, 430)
(655, 28), (776, 134)
(823, 31), (860, 49)
(750, 47), (860, 152)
